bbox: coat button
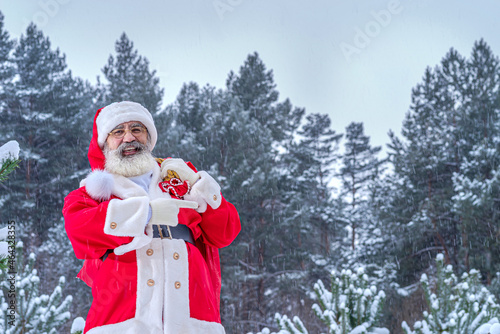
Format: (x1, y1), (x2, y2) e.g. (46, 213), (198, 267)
(213, 194), (217, 201)
(173, 252), (180, 260)
(147, 279), (155, 287)
(175, 281), (181, 289)
(146, 249), (154, 256)
(110, 222), (117, 229)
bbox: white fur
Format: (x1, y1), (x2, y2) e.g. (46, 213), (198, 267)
(85, 170), (114, 201)
(104, 197), (150, 237)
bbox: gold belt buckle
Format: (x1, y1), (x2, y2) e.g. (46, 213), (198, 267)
(158, 225), (173, 240)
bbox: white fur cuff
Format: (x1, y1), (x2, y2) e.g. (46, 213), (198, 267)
(104, 197), (150, 237)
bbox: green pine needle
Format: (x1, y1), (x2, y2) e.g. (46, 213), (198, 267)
(0, 158), (20, 182)
(0, 256), (8, 270)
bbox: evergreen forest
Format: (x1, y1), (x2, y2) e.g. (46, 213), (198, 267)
(1, 11), (500, 334)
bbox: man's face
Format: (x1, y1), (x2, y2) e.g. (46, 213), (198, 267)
(103, 121), (154, 177)
(106, 121), (149, 153)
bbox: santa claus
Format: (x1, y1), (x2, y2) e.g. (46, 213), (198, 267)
(63, 101), (241, 333)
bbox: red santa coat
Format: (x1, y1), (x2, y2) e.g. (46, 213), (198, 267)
(63, 111), (241, 333)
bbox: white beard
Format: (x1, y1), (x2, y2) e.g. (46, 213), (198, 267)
(104, 142), (155, 177)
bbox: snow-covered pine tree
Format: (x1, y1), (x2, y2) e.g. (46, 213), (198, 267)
(101, 32), (164, 113)
(451, 138), (500, 284)
(447, 40), (500, 278)
(0, 23), (94, 237)
(0, 241), (72, 333)
(226, 52), (279, 130)
(250, 267), (389, 334)
(402, 253), (500, 334)
(226, 51), (302, 144)
(0, 11), (17, 187)
(156, 53), (308, 333)
(338, 122), (383, 257)
(0, 11), (14, 103)
(0, 21), (94, 333)
(210, 53), (306, 332)
(293, 113), (342, 258)
(154, 82), (215, 160)
(0, 140), (20, 269)
(312, 268), (388, 334)
(257, 112), (343, 330)
(0, 140), (20, 183)
(388, 40), (500, 285)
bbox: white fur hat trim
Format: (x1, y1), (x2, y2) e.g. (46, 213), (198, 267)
(96, 101), (157, 150)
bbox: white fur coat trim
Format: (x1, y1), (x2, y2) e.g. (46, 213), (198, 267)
(83, 169), (150, 201)
(82, 169), (114, 201)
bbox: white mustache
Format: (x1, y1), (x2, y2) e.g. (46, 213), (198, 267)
(117, 141), (147, 155)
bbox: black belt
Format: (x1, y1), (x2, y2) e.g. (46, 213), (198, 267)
(152, 224), (194, 244)
(101, 224), (194, 261)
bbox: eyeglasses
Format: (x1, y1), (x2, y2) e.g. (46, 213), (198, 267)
(108, 126), (147, 139)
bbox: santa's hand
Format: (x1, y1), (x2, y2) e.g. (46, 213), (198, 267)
(149, 198), (198, 226)
(160, 158), (200, 185)
(184, 171), (222, 213)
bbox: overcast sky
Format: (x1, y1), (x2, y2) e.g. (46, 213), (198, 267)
(1, 0), (499, 154)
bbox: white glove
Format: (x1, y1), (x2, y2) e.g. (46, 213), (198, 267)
(160, 158), (200, 185)
(184, 171), (222, 213)
(149, 198), (198, 226)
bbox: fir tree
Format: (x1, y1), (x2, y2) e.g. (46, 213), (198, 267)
(282, 113), (342, 266)
(101, 32), (164, 113)
(251, 267), (389, 334)
(0, 140), (20, 183)
(388, 40), (500, 284)
(339, 122), (383, 252)
(157, 54), (311, 333)
(0, 11), (14, 103)
(226, 52), (301, 143)
(0, 241), (72, 333)
(402, 254), (500, 334)
(0, 23), (94, 238)
(0, 23), (94, 333)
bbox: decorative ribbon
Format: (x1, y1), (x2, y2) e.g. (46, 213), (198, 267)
(158, 177), (190, 199)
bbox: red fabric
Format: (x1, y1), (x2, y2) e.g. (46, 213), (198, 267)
(88, 108), (106, 171)
(63, 189), (137, 329)
(158, 178), (190, 198)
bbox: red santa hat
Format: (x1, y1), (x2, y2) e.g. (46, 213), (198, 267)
(88, 101), (157, 171)
(95, 101), (157, 150)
